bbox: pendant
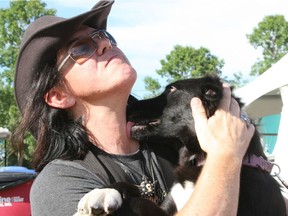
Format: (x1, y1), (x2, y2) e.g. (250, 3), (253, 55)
(139, 176), (156, 199)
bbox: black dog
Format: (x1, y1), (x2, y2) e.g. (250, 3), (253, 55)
(76, 75), (286, 216)
(125, 75), (286, 216)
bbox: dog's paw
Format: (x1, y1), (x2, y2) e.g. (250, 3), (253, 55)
(74, 188), (123, 216)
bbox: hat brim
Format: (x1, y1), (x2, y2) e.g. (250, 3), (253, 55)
(14, 0), (114, 113)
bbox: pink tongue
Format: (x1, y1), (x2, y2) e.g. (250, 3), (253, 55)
(126, 121), (135, 139)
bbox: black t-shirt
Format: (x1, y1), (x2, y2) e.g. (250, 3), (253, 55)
(30, 142), (178, 216)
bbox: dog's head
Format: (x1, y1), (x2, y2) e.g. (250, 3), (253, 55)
(127, 75), (266, 168)
(127, 75), (226, 147)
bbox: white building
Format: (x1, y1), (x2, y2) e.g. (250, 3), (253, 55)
(235, 54), (288, 184)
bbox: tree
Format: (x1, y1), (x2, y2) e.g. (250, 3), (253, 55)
(223, 71), (250, 89)
(247, 15), (288, 76)
(0, 0), (56, 167)
(144, 45), (224, 97)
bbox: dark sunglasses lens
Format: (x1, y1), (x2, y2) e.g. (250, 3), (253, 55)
(70, 38), (96, 64)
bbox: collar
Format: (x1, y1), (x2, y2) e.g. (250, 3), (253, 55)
(242, 154), (274, 173)
(192, 154), (274, 173)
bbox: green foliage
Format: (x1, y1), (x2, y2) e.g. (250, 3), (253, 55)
(157, 45), (224, 82)
(145, 14), (288, 97)
(143, 76), (161, 98)
(0, 0), (56, 85)
(0, 0), (56, 167)
(247, 15), (288, 76)
(222, 72), (249, 89)
(144, 45), (224, 96)
(0, 83), (21, 166)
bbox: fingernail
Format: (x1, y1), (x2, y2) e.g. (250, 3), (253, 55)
(191, 97), (200, 107)
(223, 83), (230, 88)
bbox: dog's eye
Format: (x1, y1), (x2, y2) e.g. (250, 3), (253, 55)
(204, 88), (220, 102)
(170, 86), (177, 92)
(205, 89), (217, 97)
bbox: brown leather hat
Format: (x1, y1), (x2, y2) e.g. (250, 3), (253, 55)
(14, 0), (114, 113)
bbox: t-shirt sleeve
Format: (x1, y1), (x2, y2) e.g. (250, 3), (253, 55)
(30, 154), (109, 216)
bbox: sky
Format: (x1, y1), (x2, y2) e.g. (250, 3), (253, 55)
(1, 0), (288, 98)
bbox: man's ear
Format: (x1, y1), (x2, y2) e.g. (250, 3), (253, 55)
(44, 87), (75, 109)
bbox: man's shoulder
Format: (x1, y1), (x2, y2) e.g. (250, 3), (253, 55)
(37, 150), (108, 181)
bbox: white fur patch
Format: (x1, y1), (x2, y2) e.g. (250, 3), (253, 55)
(74, 188), (122, 216)
(170, 181), (195, 211)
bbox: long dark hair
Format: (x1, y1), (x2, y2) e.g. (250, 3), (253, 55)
(13, 58), (89, 172)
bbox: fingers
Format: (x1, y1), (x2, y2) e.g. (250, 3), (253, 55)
(191, 97), (207, 128)
(240, 111), (251, 127)
(191, 97), (207, 122)
(247, 123), (255, 136)
(230, 98), (240, 117)
(217, 83), (240, 117)
(191, 82), (237, 130)
(218, 83), (232, 111)
(190, 82), (253, 159)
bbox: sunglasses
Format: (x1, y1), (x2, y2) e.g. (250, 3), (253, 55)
(57, 30), (117, 71)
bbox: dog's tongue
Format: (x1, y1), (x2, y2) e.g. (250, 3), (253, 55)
(126, 121), (135, 139)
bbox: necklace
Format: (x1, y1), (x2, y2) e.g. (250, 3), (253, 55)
(110, 146), (167, 204)
(112, 152), (157, 201)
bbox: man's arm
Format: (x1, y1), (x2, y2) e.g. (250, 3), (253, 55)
(176, 154), (242, 216)
(176, 84), (255, 216)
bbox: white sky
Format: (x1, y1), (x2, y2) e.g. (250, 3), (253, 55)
(1, 0), (288, 98)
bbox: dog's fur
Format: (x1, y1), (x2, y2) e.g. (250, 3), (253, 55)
(75, 75), (286, 216)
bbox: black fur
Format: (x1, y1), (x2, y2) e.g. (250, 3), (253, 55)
(112, 75), (286, 215)
(105, 182), (169, 216)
